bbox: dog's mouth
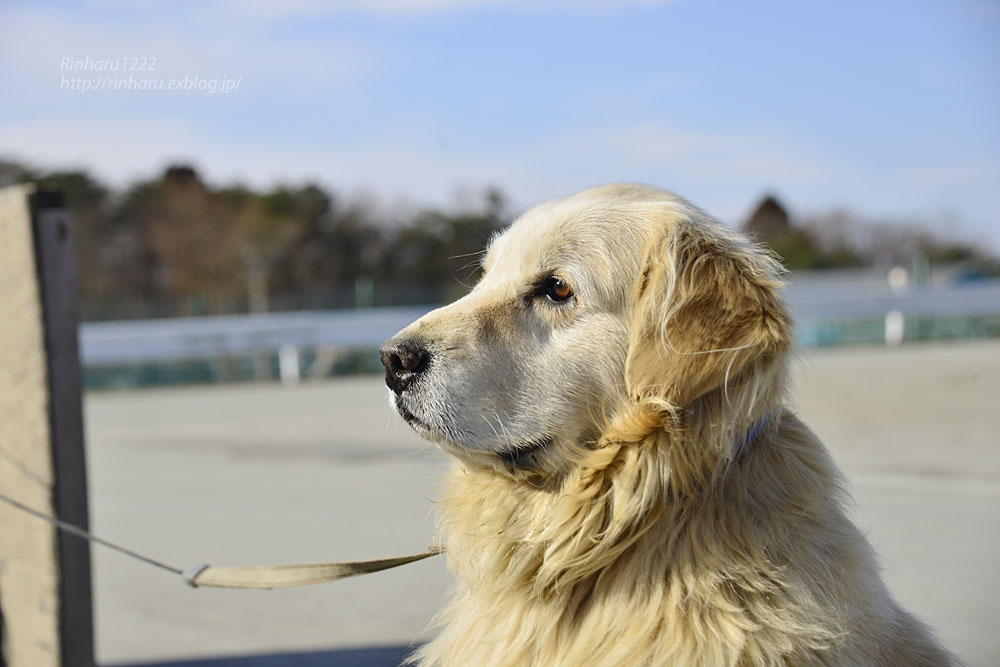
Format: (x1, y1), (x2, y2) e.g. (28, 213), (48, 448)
(393, 393), (554, 472)
(394, 396), (465, 447)
(395, 399), (431, 431)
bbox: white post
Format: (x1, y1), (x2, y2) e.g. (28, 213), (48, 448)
(885, 309), (905, 347)
(278, 343), (301, 386)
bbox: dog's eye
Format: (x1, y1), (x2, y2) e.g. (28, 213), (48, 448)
(545, 276), (573, 302)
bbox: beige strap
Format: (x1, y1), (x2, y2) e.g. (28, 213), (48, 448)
(183, 547), (444, 589)
(2, 488), (443, 590)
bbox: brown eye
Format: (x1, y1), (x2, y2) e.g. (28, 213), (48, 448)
(545, 276), (573, 302)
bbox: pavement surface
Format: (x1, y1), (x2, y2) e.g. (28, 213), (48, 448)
(85, 341), (1000, 666)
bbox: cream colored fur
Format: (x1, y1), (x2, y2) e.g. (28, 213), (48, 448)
(383, 184), (956, 666)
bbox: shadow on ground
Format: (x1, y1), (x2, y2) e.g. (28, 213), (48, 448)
(109, 645), (415, 667)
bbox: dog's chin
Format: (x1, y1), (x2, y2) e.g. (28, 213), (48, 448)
(392, 395), (553, 474)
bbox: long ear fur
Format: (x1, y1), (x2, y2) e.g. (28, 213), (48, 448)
(625, 217), (791, 415)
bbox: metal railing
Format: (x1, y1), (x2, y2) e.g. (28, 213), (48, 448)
(78, 278), (1000, 390)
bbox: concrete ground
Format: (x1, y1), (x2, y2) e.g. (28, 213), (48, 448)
(86, 341), (1000, 666)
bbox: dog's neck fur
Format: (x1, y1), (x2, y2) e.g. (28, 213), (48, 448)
(411, 384), (872, 666)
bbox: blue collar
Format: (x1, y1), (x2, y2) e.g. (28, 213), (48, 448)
(736, 411), (769, 455)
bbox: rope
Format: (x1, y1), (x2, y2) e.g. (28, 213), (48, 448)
(0, 490), (441, 589)
(0, 490), (183, 576)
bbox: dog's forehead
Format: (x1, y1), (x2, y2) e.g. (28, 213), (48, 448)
(486, 206), (585, 271)
(483, 188), (669, 281)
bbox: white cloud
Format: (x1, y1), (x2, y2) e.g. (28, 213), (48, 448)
(0, 113), (852, 220)
(890, 159), (999, 193)
(0, 117), (215, 183)
(85, 0), (675, 19)
(1, 58), (995, 247)
(536, 122), (853, 184)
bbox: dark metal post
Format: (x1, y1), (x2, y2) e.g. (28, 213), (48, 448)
(29, 190), (95, 667)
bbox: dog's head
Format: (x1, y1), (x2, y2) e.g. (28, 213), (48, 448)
(381, 184), (790, 478)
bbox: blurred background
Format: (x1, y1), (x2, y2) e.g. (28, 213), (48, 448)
(1, 0), (998, 666)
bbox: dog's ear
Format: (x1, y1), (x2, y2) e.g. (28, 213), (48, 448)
(625, 221), (790, 410)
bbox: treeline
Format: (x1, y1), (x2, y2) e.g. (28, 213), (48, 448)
(742, 195), (997, 274)
(2, 158), (994, 321)
(1, 160), (509, 320)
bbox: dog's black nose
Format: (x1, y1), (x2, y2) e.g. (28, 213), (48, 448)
(379, 339), (430, 394)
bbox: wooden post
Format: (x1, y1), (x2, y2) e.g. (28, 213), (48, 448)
(0, 185), (94, 667)
(30, 190), (95, 667)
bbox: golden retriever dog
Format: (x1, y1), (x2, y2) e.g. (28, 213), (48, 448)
(380, 184), (956, 666)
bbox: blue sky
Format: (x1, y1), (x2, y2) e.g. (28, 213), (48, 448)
(1, 0), (998, 245)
